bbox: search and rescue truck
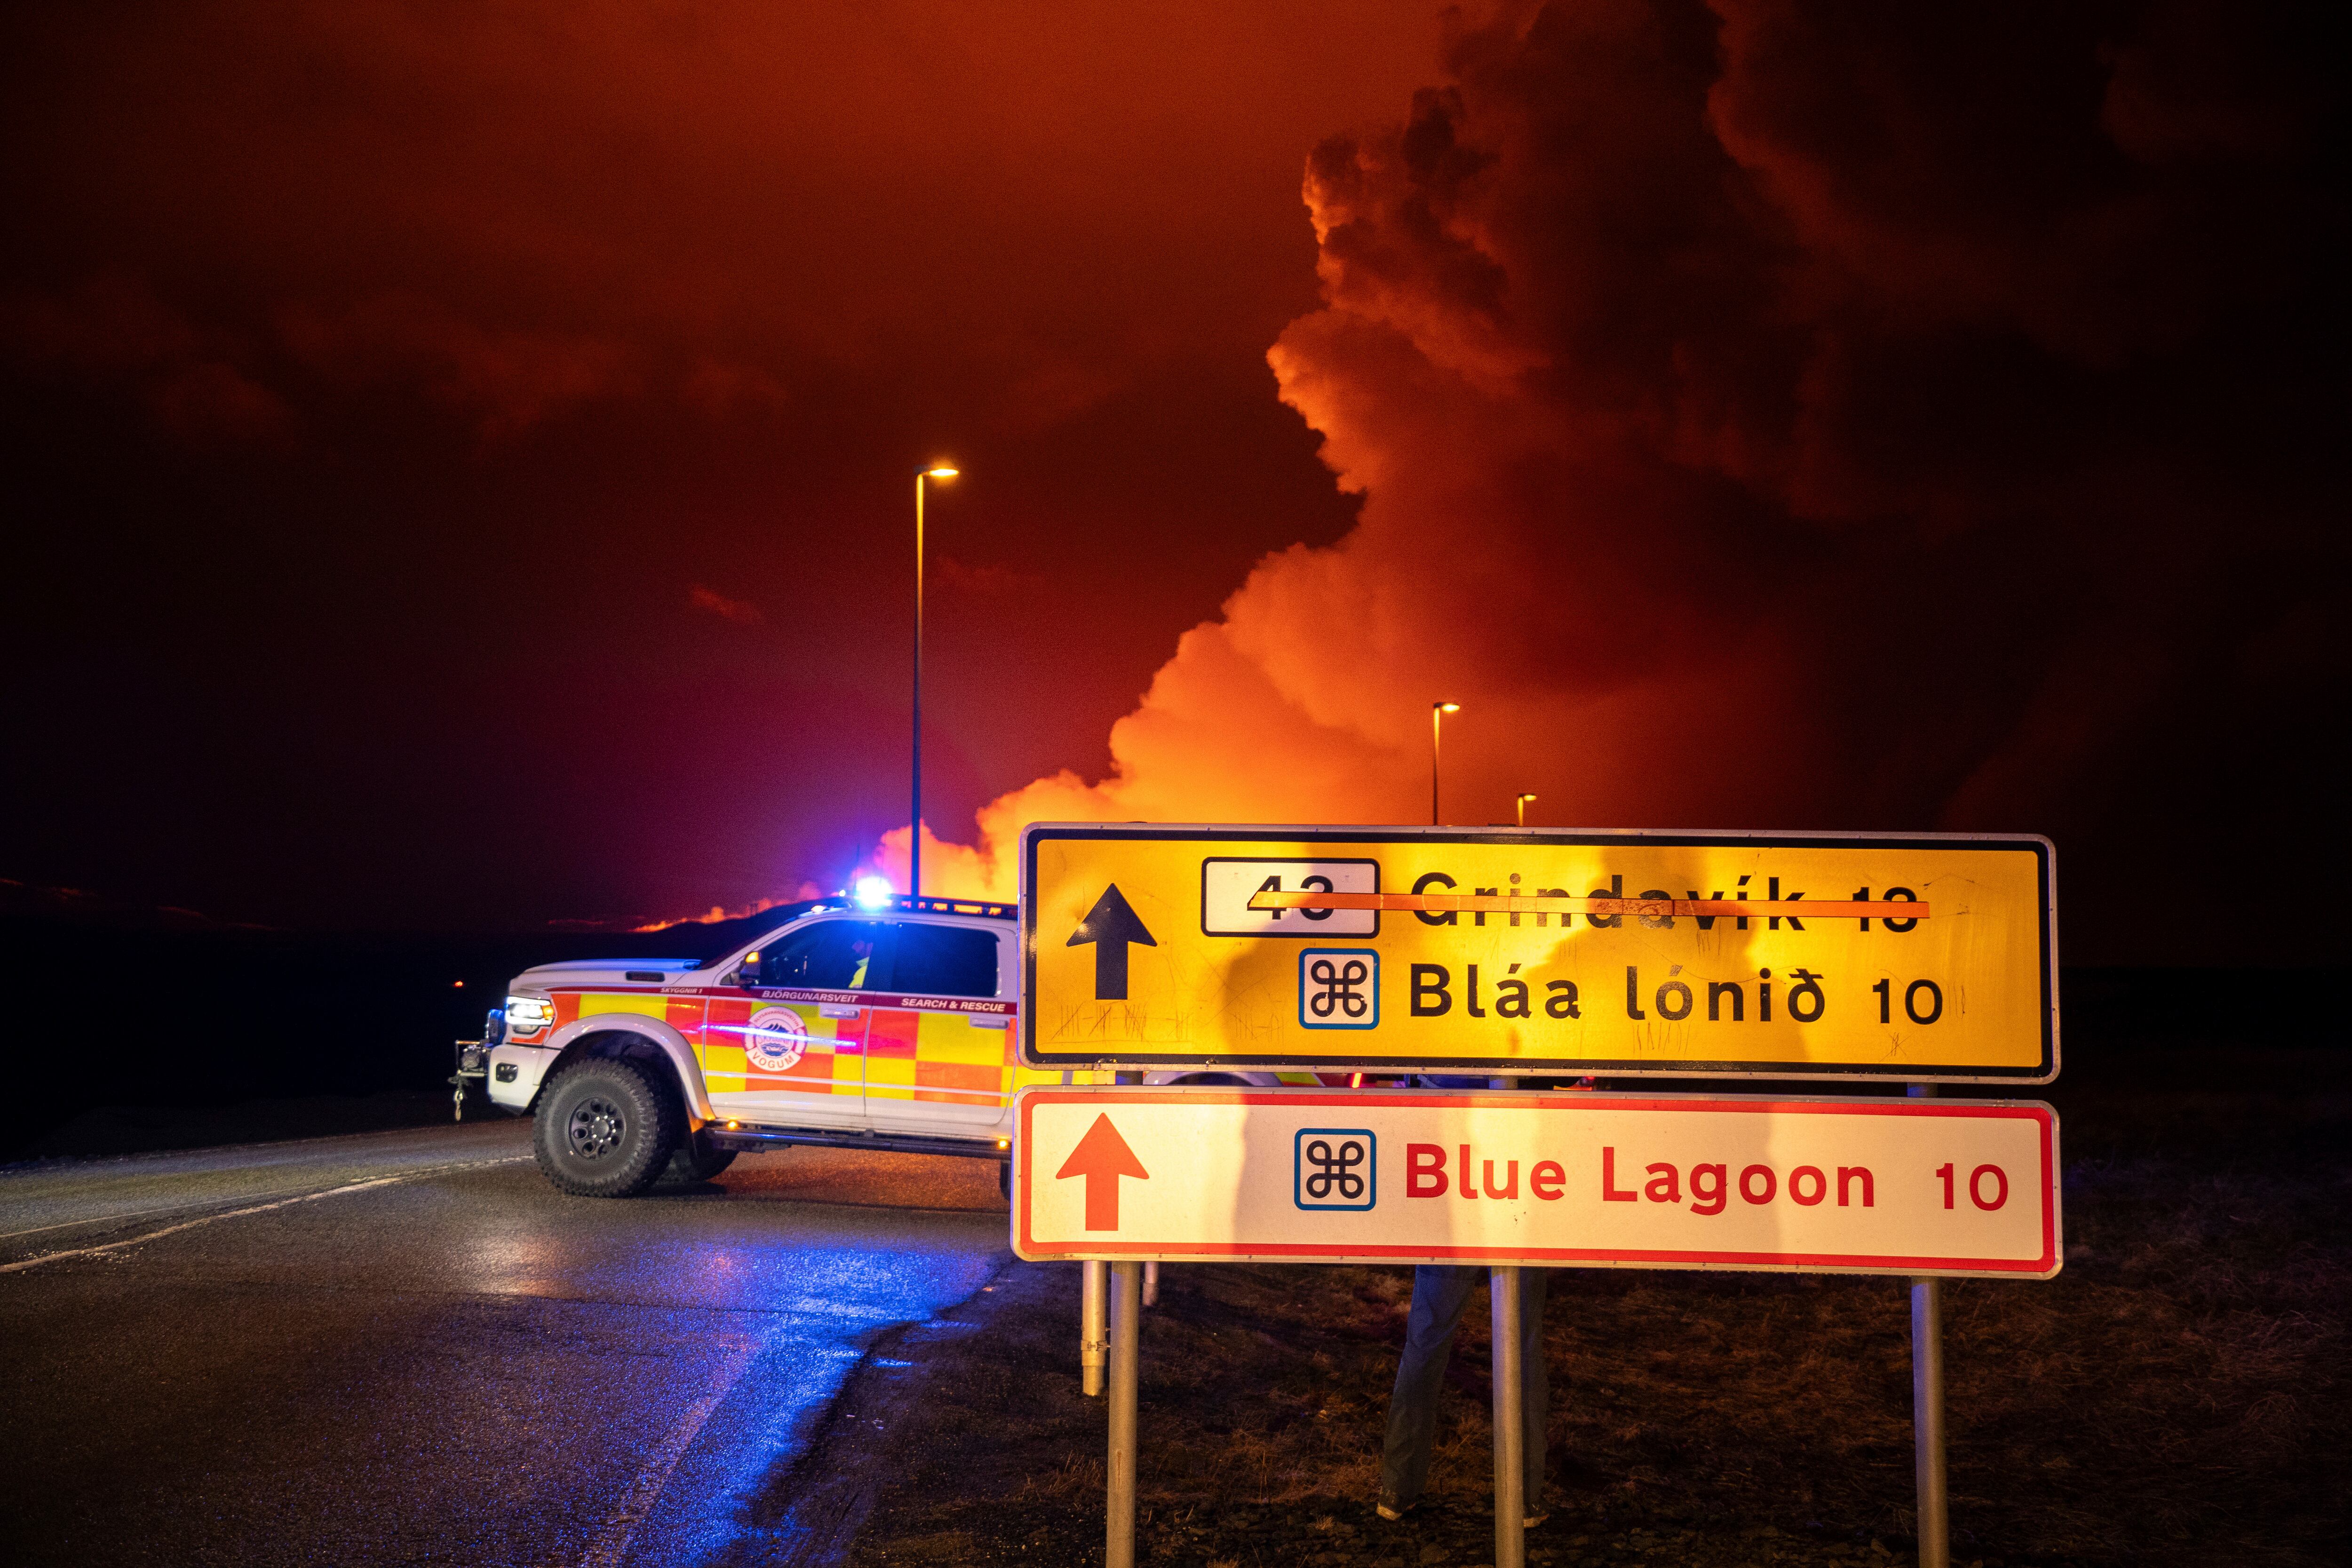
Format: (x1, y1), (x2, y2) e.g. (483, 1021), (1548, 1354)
(455, 893), (1029, 1197)
(454, 890), (1318, 1198)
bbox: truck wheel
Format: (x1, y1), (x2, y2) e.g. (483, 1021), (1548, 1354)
(534, 1059), (681, 1198)
(663, 1137), (738, 1184)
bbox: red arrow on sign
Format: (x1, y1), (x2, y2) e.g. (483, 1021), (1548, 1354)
(1055, 1113), (1150, 1230)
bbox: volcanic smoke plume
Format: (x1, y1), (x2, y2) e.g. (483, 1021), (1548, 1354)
(902, 0), (2345, 963)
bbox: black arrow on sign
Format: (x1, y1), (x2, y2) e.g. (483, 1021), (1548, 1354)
(1067, 884), (1157, 1000)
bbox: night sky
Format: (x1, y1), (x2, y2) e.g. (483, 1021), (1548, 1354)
(4, 1), (2344, 966)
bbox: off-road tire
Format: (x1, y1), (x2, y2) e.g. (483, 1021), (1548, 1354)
(663, 1136), (738, 1185)
(533, 1059), (682, 1198)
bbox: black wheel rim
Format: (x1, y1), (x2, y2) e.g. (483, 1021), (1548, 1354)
(567, 1094), (627, 1160)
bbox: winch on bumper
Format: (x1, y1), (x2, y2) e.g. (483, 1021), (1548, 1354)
(450, 1007), (556, 1120)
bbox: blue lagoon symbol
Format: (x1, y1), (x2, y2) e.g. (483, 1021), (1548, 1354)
(1294, 1128), (1376, 1211)
(1298, 947), (1378, 1030)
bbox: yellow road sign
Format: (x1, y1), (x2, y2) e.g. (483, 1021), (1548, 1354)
(1021, 826), (2056, 1082)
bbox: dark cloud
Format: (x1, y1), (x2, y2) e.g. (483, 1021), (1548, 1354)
(3, 274), (295, 445)
(930, 0), (2347, 964)
(0, 0), (1445, 931)
(687, 584), (762, 625)
(6, 0), (2339, 960)
(278, 294), (637, 441)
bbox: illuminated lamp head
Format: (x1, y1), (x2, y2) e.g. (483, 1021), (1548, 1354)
(853, 874), (895, 910)
(924, 464), (958, 479)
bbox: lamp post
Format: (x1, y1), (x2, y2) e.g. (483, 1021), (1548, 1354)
(912, 463), (958, 899)
(1430, 701), (1460, 826)
(1516, 793), (1537, 829)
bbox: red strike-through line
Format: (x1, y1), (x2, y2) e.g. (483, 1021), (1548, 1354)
(1248, 891), (1931, 919)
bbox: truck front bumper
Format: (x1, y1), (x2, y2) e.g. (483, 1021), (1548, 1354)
(485, 1044), (555, 1113)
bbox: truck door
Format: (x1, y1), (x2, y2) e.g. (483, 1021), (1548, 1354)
(865, 919), (1009, 1131)
(704, 917), (894, 1127)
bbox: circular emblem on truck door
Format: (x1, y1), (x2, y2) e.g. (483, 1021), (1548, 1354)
(744, 1007), (810, 1072)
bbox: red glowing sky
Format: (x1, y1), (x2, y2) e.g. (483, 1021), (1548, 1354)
(3, 1), (2344, 963)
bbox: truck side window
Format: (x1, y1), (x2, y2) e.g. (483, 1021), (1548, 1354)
(751, 921), (893, 990)
(891, 923), (999, 997)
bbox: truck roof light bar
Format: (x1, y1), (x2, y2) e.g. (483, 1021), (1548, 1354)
(896, 894), (1017, 919)
(824, 890), (1016, 920)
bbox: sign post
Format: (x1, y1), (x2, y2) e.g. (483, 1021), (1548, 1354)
(1080, 1259), (1108, 1397)
(1015, 1086), (2059, 1561)
(1909, 1082), (1950, 1568)
(1020, 822), (2060, 1563)
(1913, 1271), (1949, 1568)
(1493, 1264), (1526, 1568)
(1106, 1260), (1142, 1568)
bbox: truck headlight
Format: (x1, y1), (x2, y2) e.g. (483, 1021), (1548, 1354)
(505, 995), (555, 1035)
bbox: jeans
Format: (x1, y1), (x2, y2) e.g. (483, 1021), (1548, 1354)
(1379, 1265), (1550, 1511)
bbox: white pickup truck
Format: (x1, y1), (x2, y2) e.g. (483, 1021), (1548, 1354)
(452, 892), (1056, 1196)
(454, 889), (1317, 1198)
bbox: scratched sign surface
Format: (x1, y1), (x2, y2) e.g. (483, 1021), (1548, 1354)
(1020, 825), (2056, 1081)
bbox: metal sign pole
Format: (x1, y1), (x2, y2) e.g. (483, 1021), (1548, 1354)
(1081, 1259), (1108, 1397)
(1106, 1260), (1142, 1568)
(1912, 1277), (1950, 1568)
(1908, 1082), (1950, 1568)
(1490, 1265), (1526, 1568)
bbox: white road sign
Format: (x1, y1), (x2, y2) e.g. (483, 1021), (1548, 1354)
(1012, 1087), (2059, 1279)
(1199, 857), (1381, 937)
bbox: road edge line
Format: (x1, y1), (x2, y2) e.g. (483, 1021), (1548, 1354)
(574, 1335), (764, 1568)
(0, 1156), (532, 1274)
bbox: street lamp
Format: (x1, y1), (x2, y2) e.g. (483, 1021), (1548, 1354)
(912, 463), (958, 899)
(1516, 793), (1537, 829)
(1430, 701), (1460, 826)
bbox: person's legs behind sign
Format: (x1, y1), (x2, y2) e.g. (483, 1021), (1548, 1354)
(1378, 1264), (1550, 1521)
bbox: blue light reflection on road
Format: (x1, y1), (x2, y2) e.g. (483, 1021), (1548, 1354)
(600, 1230), (1005, 1568)
(0, 1124), (1015, 1568)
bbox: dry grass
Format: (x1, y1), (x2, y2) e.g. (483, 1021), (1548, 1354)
(811, 1042), (2349, 1567)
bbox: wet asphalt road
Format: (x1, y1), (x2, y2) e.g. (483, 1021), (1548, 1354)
(0, 1120), (1012, 1566)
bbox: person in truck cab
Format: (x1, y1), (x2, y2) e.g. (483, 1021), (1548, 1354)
(746, 927), (878, 991)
